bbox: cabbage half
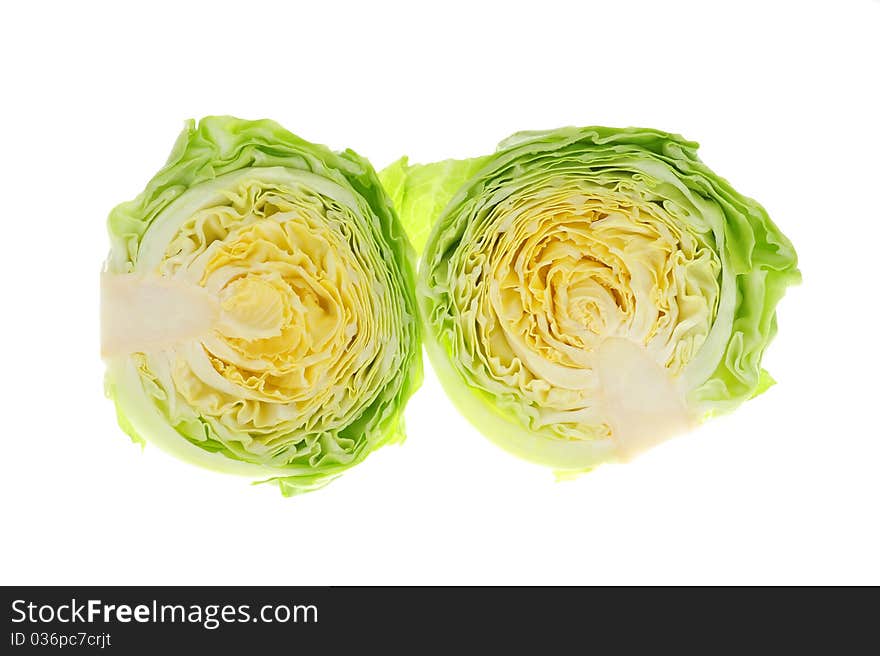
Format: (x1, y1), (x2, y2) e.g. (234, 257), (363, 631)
(103, 117), (421, 495)
(381, 127), (799, 471)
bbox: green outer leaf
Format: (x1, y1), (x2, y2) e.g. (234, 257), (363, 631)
(379, 155), (491, 255)
(104, 116), (423, 494)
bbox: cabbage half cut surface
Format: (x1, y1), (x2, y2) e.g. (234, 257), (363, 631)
(381, 127), (799, 472)
(103, 117), (421, 495)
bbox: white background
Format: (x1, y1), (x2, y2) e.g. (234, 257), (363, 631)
(2, 0), (878, 585)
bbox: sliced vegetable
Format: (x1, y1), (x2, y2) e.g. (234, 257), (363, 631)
(383, 127), (799, 472)
(103, 117), (421, 495)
